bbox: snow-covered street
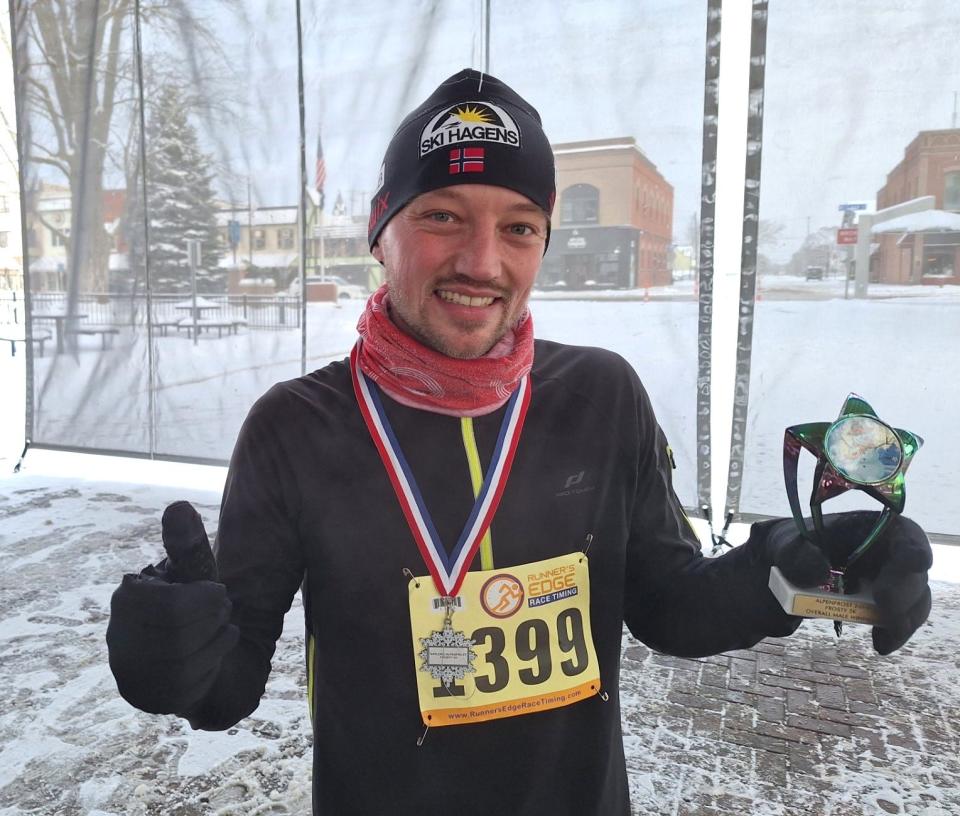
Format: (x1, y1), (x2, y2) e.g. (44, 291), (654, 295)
(15, 282), (960, 534)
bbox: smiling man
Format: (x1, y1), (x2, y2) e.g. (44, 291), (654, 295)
(373, 185), (547, 359)
(106, 69), (932, 815)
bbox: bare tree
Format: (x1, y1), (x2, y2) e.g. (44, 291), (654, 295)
(15, 0), (241, 295)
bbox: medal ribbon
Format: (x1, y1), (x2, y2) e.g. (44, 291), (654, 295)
(350, 343), (531, 597)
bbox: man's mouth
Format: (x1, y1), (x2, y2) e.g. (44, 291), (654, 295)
(436, 290), (498, 308)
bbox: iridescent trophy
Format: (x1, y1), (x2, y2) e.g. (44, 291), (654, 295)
(769, 394), (922, 634)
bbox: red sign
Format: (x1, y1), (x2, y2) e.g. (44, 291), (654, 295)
(837, 228), (858, 245)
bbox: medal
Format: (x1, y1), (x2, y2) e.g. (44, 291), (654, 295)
(351, 341), (530, 697)
(417, 595), (477, 689)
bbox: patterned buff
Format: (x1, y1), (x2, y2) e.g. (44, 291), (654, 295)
(355, 285), (534, 417)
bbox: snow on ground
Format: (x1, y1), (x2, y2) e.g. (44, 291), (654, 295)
(740, 288), (960, 535)
(18, 297), (700, 495)
(619, 597), (960, 816)
(0, 468), (958, 815)
(0, 471), (312, 816)
(14, 283), (960, 530)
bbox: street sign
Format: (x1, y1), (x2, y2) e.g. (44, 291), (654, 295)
(228, 219), (241, 247)
(186, 239), (202, 267)
(837, 228), (858, 245)
(838, 203), (868, 211)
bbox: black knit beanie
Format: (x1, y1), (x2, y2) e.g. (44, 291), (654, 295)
(368, 68), (556, 249)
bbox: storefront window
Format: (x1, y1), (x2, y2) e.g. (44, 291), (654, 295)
(923, 249), (955, 278)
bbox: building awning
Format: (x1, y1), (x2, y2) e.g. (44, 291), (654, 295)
(871, 209), (960, 234)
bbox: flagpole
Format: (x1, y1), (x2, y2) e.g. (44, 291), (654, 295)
(295, 0), (307, 375)
(320, 207), (326, 281)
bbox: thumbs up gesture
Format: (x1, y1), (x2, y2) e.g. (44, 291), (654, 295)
(106, 501), (239, 715)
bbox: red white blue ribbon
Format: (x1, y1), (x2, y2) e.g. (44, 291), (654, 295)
(350, 343), (530, 597)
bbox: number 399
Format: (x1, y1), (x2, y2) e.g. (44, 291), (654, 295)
(436, 607), (589, 697)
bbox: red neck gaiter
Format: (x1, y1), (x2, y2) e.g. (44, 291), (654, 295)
(355, 285), (534, 417)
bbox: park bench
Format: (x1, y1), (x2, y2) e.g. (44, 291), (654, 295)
(152, 319), (184, 337)
(64, 324), (120, 349)
(177, 318), (247, 338)
(0, 326), (52, 357)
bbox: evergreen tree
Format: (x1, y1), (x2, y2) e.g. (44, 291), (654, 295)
(128, 85), (224, 294)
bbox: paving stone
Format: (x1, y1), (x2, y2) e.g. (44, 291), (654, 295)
(757, 673), (815, 693)
(815, 707), (862, 726)
(666, 690), (724, 712)
(698, 666), (728, 689)
(755, 696), (786, 723)
(786, 688), (819, 715)
(785, 713), (852, 738)
(814, 682), (846, 708)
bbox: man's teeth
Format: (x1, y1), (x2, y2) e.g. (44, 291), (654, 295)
(437, 290), (496, 307)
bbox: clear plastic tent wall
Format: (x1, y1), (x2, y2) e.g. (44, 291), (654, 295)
(14, 0), (709, 505)
(730, 3), (960, 539)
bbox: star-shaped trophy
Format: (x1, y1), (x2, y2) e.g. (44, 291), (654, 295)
(769, 394), (922, 634)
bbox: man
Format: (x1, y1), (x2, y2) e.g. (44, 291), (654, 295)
(106, 69), (932, 815)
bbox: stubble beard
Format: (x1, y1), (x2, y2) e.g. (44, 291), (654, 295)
(387, 285), (516, 360)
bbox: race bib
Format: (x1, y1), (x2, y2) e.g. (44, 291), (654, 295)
(408, 552), (601, 727)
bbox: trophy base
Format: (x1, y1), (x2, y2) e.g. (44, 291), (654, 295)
(768, 566), (881, 625)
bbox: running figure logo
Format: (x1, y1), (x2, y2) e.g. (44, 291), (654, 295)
(480, 574), (525, 618)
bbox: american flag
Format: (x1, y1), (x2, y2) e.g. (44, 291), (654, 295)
(315, 130), (326, 211)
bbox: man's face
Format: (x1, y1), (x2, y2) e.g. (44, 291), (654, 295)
(372, 184), (548, 359)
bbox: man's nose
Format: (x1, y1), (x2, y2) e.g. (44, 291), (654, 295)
(453, 228), (502, 281)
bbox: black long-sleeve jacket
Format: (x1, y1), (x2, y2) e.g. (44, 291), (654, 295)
(186, 339), (797, 815)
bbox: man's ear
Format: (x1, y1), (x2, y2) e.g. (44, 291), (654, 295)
(371, 242), (384, 265)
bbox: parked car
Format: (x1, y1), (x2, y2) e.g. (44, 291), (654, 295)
(287, 275), (368, 300)
(804, 266), (825, 281)
(327, 275), (368, 300)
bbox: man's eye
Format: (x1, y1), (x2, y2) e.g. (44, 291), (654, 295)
(429, 212), (454, 223)
(509, 224), (536, 236)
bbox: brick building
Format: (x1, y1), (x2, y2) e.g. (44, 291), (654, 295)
(874, 129), (960, 284)
(539, 137), (674, 290)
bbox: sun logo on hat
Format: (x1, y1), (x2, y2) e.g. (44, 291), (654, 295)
(449, 104), (494, 125)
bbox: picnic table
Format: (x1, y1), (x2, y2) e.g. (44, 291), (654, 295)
(64, 323), (120, 349)
(0, 325), (52, 356)
(174, 297), (223, 341)
(173, 297), (222, 322)
(32, 311), (89, 353)
(177, 317), (248, 338)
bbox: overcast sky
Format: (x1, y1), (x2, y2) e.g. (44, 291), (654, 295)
(761, 1), (960, 261)
(182, 0), (707, 236)
(201, 0), (960, 261)
(26, 1), (960, 263)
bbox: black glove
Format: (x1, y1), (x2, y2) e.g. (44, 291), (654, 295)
(756, 510), (932, 655)
(106, 501), (239, 715)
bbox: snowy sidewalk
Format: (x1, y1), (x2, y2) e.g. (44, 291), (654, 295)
(620, 602), (960, 815)
(0, 472), (957, 815)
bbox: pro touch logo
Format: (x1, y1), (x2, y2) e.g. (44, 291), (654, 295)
(480, 573), (524, 619)
(419, 101), (521, 158)
(555, 469), (595, 498)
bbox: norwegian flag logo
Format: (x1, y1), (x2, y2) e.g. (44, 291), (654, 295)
(449, 147), (485, 174)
